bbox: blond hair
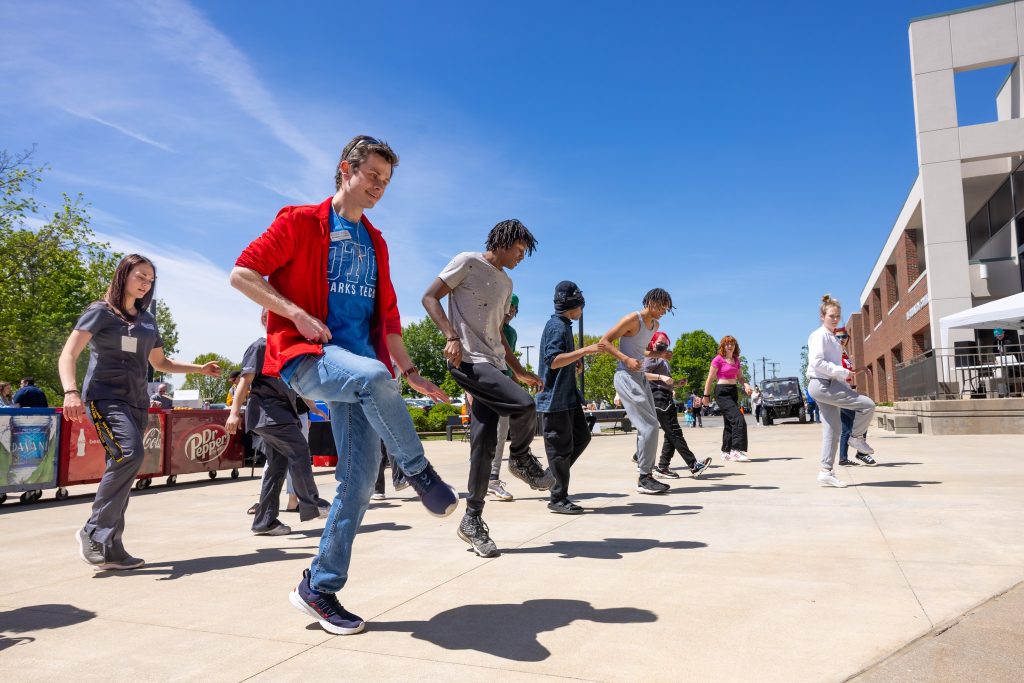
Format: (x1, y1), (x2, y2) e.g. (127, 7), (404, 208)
(820, 293), (841, 318)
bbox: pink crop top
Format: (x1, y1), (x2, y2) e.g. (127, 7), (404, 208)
(711, 355), (740, 380)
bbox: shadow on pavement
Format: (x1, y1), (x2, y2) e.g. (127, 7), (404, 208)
(597, 502), (701, 516)
(288, 522), (411, 538)
(0, 604), (96, 651)
(94, 547), (314, 581)
(855, 480), (942, 488)
(369, 599), (657, 661)
(748, 457), (803, 462)
(501, 537), (707, 560)
(671, 484), (779, 494)
(869, 462), (922, 468)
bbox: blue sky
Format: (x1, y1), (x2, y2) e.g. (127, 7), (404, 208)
(0, 0), (1012, 385)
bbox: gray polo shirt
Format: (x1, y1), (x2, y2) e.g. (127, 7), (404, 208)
(438, 252), (512, 369)
(76, 302), (163, 409)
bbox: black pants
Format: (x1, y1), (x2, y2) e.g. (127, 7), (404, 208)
(541, 406), (591, 502)
(252, 421), (321, 529)
(449, 361), (537, 516)
(375, 441), (407, 494)
(690, 405), (702, 426)
(716, 384), (748, 452)
(652, 392), (698, 469)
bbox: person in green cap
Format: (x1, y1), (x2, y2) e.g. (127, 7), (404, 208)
(487, 293), (519, 501)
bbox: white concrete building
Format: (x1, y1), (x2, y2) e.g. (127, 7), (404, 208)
(853, 1), (1024, 402)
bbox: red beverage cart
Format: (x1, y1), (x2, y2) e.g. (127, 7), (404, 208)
(56, 407), (166, 497)
(164, 409), (244, 481)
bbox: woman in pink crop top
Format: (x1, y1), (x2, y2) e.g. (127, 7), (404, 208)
(702, 335), (752, 461)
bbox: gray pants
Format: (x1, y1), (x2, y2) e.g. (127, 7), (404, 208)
(491, 415), (509, 480)
(614, 370), (659, 475)
(808, 377), (875, 471)
(251, 420), (321, 529)
(84, 400), (148, 550)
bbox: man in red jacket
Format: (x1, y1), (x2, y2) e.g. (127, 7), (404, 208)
(231, 135), (458, 636)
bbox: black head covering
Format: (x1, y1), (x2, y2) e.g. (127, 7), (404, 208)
(554, 280), (585, 313)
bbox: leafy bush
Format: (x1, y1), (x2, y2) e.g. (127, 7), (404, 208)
(407, 406), (429, 432)
(425, 402), (462, 432)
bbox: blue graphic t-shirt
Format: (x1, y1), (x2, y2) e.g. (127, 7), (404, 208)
(326, 209), (377, 359)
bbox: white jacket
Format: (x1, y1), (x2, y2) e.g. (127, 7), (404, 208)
(807, 325), (850, 382)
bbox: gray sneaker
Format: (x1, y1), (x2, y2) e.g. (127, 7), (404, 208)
(253, 521), (292, 536)
(76, 528), (105, 567)
(507, 455), (553, 491)
(457, 514), (499, 558)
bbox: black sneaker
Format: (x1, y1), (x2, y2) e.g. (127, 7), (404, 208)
(507, 455), (554, 490)
(457, 514), (500, 557)
(636, 474), (670, 494)
(547, 499), (585, 515)
(855, 453), (878, 466)
(631, 453), (638, 463)
(691, 457), (713, 479)
(102, 548), (145, 570)
(289, 569), (365, 635)
(76, 528), (105, 568)
(838, 459), (858, 467)
(653, 465), (680, 479)
(407, 463), (459, 517)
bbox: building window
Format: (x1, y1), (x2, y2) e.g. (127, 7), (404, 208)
(871, 288), (882, 327)
(968, 208), (989, 257)
(989, 178), (1014, 234)
(885, 264), (899, 309)
(876, 356), (888, 402)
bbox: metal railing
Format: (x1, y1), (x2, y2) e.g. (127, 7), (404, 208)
(895, 343), (1024, 400)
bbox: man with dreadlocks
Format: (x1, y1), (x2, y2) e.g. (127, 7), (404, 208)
(423, 219), (552, 558)
(599, 288), (676, 494)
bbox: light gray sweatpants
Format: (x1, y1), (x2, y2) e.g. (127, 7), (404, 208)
(491, 415), (509, 480)
(613, 370), (659, 475)
(808, 377), (875, 472)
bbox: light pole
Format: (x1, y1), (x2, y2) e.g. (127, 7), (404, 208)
(521, 345), (535, 372)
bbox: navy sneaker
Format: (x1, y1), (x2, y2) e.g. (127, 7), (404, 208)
(855, 453), (878, 466)
(407, 463), (459, 517)
(289, 569), (365, 635)
(691, 457), (713, 479)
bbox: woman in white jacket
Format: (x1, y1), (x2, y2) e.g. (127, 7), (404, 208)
(806, 295), (875, 488)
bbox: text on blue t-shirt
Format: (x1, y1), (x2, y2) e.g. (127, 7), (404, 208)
(326, 209), (377, 359)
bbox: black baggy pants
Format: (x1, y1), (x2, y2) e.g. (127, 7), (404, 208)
(541, 405), (591, 502)
(252, 420), (321, 530)
(652, 390), (698, 470)
(449, 361), (537, 516)
(716, 384), (748, 452)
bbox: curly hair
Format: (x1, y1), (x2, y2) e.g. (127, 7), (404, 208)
(485, 219), (538, 255)
(335, 135), (399, 190)
(718, 335), (740, 358)
(642, 288), (674, 313)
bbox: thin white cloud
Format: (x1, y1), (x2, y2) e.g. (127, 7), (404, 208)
(61, 107), (176, 153)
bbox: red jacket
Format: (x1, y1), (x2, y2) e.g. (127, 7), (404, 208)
(235, 197), (402, 377)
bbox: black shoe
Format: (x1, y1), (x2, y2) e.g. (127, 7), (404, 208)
(838, 459), (857, 467)
(653, 465), (680, 479)
(457, 514), (499, 557)
(547, 499), (584, 515)
(508, 454), (554, 490)
(636, 474), (670, 494)
(631, 454), (638, 463)
(691, 457), (713, 479)
(855, 453), (878, 466)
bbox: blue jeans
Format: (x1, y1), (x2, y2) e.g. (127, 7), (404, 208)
(288, 346), (430, 594)
(839, 408), (855, 461)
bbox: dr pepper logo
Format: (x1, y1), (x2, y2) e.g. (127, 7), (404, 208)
(183, 425), (230, 463)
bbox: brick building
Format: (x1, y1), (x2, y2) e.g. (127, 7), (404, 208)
(851, 1), (1024, 402)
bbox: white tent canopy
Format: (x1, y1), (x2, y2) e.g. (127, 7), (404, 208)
(939, 292), (1024, 348)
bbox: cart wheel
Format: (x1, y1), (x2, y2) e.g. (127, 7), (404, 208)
(20, 491), (34, 504)
(144, 478), (154, 489)
(230, 468), (239, 479)
(135, 479), (147, 491)
(208, 470), (218, 479)
(0, 493), (7, 504)
(166, 475), (177, 486)
(32, 489), (43, 502)
(56, 487), (69, 500)
(798, 407), (807, 424)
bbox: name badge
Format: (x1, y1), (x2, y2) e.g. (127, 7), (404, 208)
(121, 336), (138, 353)
(330, 229), (352, 242)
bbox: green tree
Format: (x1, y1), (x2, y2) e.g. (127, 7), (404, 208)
(181, 353), (239, 403)
(800, 345), (809, 390)
(0, 149), (121, 402)
(401, 318), (447, 386)
(151, 299), (179, 381)
(671, 330), (718, 396)
(580, 334), (616, 403)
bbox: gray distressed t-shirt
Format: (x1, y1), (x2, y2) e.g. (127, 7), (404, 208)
(438, 252), (512, 369)
(76, 302), (164, 409)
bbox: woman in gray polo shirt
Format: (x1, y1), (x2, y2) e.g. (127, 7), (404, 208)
(58, 254), (221, 570)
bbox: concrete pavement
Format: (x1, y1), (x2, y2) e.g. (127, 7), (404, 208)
(1, 416), (1022, 682)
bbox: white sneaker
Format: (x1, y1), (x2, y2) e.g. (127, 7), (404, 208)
(847, 435), (874, 455)
(732, 450), (750, 462)
(370, 492), (385, 501)
(721, 451), (735, 461)
(487, 479), (514, 501)
(817, 471), (847, 488)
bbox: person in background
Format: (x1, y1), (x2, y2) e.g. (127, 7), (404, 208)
(804, 387), (820, 423)
(13, 377), (48, 408)
(487, 293), (521, 502)
(0, 381), (14, 407)
(751, 386), (763, 425)
(645, 333), (712, 479)
(225, 370), (242, 406)
(689, 390), (703, 427)
(703, 336), (752, 461)
(60, 253), (220, 571)
(806, 295), (876, 488)
(149, 383), (173, 409)
(835, 326), (878, 467)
